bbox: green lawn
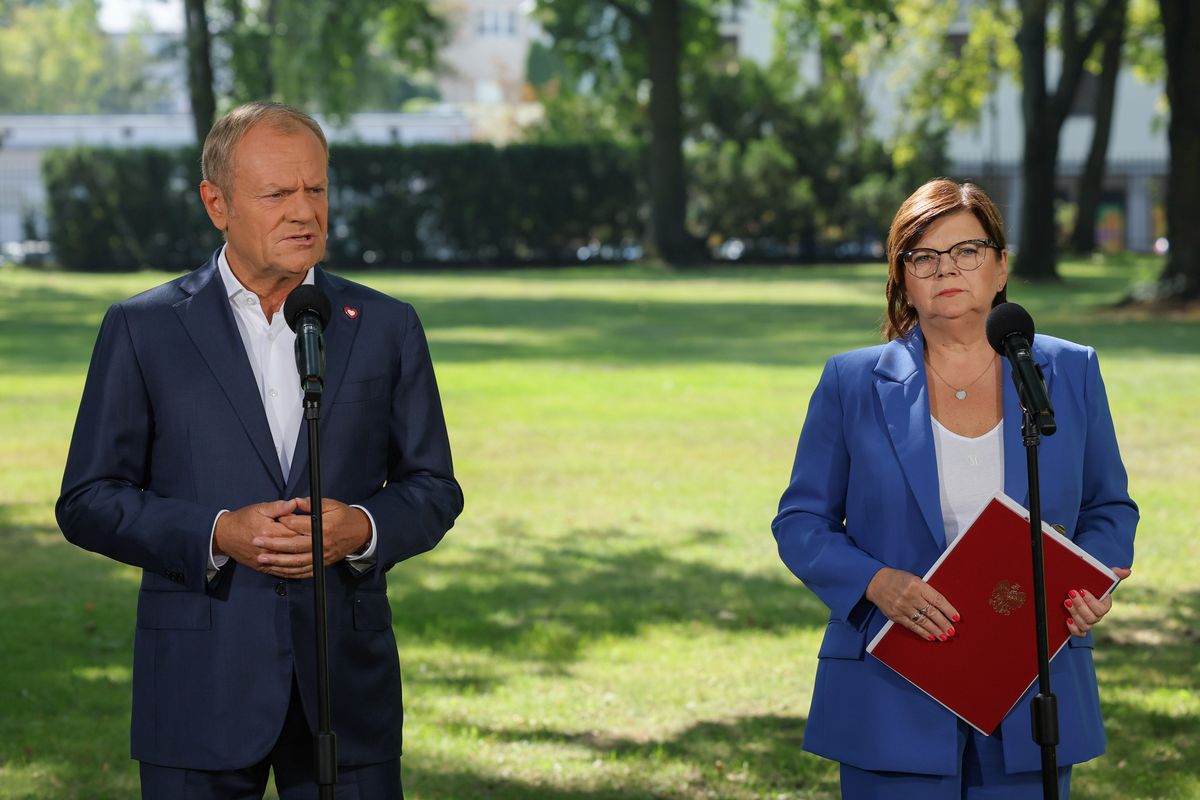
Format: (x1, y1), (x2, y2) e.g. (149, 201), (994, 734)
(0, 258), (1196, 799)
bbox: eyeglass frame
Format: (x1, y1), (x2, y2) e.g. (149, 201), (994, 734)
(900, 238), (1000, 278)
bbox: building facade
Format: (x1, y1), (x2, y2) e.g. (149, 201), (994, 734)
(435, 0), (534, 105)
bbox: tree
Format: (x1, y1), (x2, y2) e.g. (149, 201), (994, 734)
(180, 0), (447, 142)
(219, 0), (273, 100)
(773, 0), (1024, 194)
(1016, 0), (1124, 280)
(221, 0), (445, 116)
(0, 0), (169, 114)
(534, 0), (1015, 263)
(184, 0), (217, 141)
(645, 0), (692, 262)
(686, 56), (946, 258)
(1068, 0), (1129, 255)
(533, 0), (730, 264)
(880, 1), (1018, 168)
(878, 0), (1141, 268)
(1157, 0), (1200, 300)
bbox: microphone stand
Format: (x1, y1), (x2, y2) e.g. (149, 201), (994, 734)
(302, 375), (337, 800)
(1022, 405), (1059, 800)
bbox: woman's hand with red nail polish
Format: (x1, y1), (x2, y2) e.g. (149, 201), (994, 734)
(1066, 567), (1131, 637)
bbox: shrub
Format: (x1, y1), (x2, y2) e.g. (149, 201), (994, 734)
(42, 142), (643, 271)
(42, 147), (219, 272)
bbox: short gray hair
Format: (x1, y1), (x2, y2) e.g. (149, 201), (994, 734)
(201, 101), (329, 195)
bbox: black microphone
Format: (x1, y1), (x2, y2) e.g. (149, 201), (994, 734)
(283, 285), (332, 402)
(986, 302), (1056, 436)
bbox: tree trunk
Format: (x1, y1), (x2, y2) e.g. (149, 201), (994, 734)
(1157, 0), (1200, 300)
(1019, 123), (1063, 279)
(1016, 0), (1123, 279)
(646, 0), (697, 264)
(1068, 2), (1126, 255)
(183, 0), (217, 143)
(1017, 0), (1062, 280)
(262, 0), (277, 98)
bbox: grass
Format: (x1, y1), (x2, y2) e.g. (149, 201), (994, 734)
(0, 256), (1196, 799)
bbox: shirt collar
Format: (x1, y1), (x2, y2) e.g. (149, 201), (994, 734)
(216, 245), (316, 304)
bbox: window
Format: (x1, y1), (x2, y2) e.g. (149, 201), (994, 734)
(476, 8), (517, 36)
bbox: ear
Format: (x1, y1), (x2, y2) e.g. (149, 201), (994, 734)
(200, 180), (229, 232)
(996, 248), (1009, 292)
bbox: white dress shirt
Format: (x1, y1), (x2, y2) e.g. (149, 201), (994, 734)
(208, 247), (376, 576)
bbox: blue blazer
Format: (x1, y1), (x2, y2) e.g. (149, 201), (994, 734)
(772, 327), (1136, 775)
(57, 255), (464, 770)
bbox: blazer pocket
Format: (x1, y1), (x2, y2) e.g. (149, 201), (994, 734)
(817, 620), (867, 660)
(1066, 633), (1095, 649)
(137, 590), (212, 630)
(353, 591), (393, 631)
(334, 377), (386, 404)
(141, 571), (190, 592)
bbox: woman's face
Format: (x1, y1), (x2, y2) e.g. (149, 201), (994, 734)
(903, 210), (1008, 330)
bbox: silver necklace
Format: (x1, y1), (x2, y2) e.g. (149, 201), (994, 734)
(926, 353), (997, 400)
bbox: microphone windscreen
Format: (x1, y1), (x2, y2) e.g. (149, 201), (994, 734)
(283, 285), (332, 332)
(986, 302), (1035, 355)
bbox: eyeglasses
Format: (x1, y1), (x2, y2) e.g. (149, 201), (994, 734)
(901, 239), (998, 278)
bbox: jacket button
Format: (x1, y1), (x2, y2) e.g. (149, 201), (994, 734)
(275, 581), (287, 596)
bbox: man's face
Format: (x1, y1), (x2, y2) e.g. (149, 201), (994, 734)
(201, 124), (328, 288)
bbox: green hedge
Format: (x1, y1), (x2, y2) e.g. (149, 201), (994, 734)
(325, 143), (643, 266)
(42, 147), (219, 272)
(42, 142), (644, 271)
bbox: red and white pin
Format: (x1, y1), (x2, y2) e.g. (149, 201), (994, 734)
(343, 306), (359, 320)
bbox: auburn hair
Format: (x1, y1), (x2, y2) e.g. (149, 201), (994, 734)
(882, 178), (1008, 340)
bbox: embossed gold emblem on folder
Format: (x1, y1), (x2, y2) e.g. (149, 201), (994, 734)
(988, 580), (1027, 616)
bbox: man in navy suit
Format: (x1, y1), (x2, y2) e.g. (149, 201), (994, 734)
(57, 101), (463, 798)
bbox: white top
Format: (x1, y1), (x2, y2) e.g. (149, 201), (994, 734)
(931, 417), (1005, 546)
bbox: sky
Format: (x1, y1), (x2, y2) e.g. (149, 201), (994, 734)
(98, 0), (183, 34)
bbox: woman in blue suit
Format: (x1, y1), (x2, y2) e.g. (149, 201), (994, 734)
(772, 179), (1137, 798)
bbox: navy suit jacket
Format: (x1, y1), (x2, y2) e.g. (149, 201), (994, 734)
(772, 326), (1137, 775)
(57, 254), (464, 769)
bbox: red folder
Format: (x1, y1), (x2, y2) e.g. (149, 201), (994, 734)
(865, 492), (1118, 735)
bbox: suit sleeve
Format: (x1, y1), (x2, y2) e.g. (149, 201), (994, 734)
(356, 305), (463, 572)
(56, 304), (219, 592)
(772, 357), (887, 625)
(1072, 348), (1137, 568)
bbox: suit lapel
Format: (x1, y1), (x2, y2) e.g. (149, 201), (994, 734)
(174, 256), (286, 491)
(1002, 337), (1053, 507)
(874, 329), (946, 550)
(285, 268), (363, 494)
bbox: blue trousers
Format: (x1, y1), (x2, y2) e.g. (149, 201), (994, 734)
(839, 721), (1072, 799)
(139, 675), (402, 800)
